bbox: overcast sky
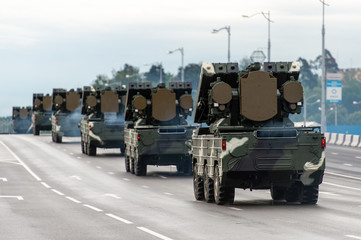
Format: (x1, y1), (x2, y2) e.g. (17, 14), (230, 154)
(1, 0), (360, 116)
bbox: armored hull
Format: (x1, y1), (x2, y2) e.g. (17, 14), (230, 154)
(124, 125), (194, 175)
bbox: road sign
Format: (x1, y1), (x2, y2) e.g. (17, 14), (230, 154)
(326, 80), (342, 103)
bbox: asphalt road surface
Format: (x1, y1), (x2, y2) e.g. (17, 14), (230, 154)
(1, 134), (361, 240)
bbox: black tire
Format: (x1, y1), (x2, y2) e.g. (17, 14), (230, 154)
(214, 165), (234, 205)
(120, 145), (125, 156)
(55, 134), (62, 143)
(135, 155), (147, 176)
(125, 155), (130, 173)
(285, 183), (302, 203)
(81, 138), (85, 154)
(33, 126), (39, 136)
(203, 165), (214, 203)
(302, 185), (319, 205)
(270, 185), (286, 201)
(193, 163), (204, 201)
(87, 142), (96, 156)
(130, 157), (135, 174)
(52, 132), (56, 142)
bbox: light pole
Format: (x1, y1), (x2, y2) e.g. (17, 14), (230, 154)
(211, 26), (231, 62)
(168, 47), (184, 82)
(243, 11), (273, 62)
(303, 98), (320, 127)
(320, 0), (329, 133)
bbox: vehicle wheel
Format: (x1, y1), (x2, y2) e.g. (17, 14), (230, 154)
(52, 132), (55, 142)
(130, 157), (135, 174)
(81, 138), (85, 154)
(214, 165), (234, 205)
(183, 160), (192, 175)
(193, 163), (204, 201)
(87, 143), (96, 156)
(302, 185), (319, 205)
(270, 185), (286, 201)
(203, 165), (214, 203)
(135, 155), (147, 176)
(120, 145), (125, 156)
(56, 134), (62, 143)
(125, 155), (130, 172)
(285, 183), (302, 203)
(33, 126), (39, 136)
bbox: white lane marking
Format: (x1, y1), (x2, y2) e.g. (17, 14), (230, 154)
(137, 227), (173, 240)
(83, 204), (103, 212)
(320, 191), (340, 196)
(326, 172), (361, 181)
(0, 178), (8, 182)
(355, 156), (361, 159)
(0, 160), (21, 165)
(96, 166), (102, 169)
(229, 207), (243, 211)
(69, 175), (82, 180)
(345, 235), (361, 240)
(0, 196), (24, 200)
(344, 163), (353, 167)
(106, 213), (133, 224)
(51, 189), (65, 196)
(164, 192), (173, 196)
(159, 175), (167, 179)
(70, 153), (74, 155)
(142, 185), (150, 189)
(108, 172), (115, 175)
(0, 141), (42, 181)
(77, 157), (82, 159)
(123, 178), (130, 181)
(323, 182), (361, 191)
(104, 194), (121, 199)
(41, 182), (51, 189)
(66, 196), (81, 203)
(331, 152), (339, 155)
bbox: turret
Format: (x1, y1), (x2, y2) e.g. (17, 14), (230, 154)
(124, 82), (193, 126)
(52, 88), (82, 112)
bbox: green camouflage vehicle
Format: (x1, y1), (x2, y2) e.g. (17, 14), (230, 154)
(191, 62), (326, 205)
(51, 88), (83, 143)
(32, 93), (53, 135)
(124, 82), (195, 176)
(80, 85), (127, 156)
(12, 106), (32, 134)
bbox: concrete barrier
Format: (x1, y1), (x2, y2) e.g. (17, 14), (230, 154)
(329, 133), (338, 145)
(325, 133), (330, 143)
(336, 133), (345, 145)
(343, 134), (352, 146)
(351, 135), (360, 147)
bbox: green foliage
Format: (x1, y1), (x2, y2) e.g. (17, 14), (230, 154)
(111, 64), (141, 86)
(144, 65), (165, 85)
(92, 74), (109, 88)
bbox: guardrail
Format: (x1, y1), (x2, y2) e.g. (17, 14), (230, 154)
(325, 132), (361, 147)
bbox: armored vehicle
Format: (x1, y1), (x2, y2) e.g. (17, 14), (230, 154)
(191, 62), (325, 205)
(51, 88), (83, 143)
(12, 106), (32, 134)
(80, 85), (126, 156)
(124, 82), (195, 176)
(32, 93), (53, 135)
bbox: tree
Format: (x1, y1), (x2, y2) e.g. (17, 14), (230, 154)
(144, 65), (166, 85)
(110, 64), (141, 86)
(92, 74), (109, 88)
(298, 57), (319, 89)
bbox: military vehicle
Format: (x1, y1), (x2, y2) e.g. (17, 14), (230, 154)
(80, 85), (126, 156)
(51, 88), (83, 143)
(191, 62), (326, 205)
(32, 93), (53, 135)
(124, 82), (195, 176)
(12, 106), (32, 134)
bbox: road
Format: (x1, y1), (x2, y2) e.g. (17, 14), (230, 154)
(0, 134), (361, 240)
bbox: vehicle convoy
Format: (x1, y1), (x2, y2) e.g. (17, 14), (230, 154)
(32, 93), (53, 135)
(191, 62), (326, 205)
(51, 88), (83, 143)
(12, 106), (32, 134)
(124, 81), (195, 176)
(80, 85), (127, 156)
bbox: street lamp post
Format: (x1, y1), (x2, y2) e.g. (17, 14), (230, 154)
(212, 26), (231, 62)
(243, 11), (273, 62)
(168, 47), (184, 82)
(303, 98), (321, 127)
(320, 0), (329, 133)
